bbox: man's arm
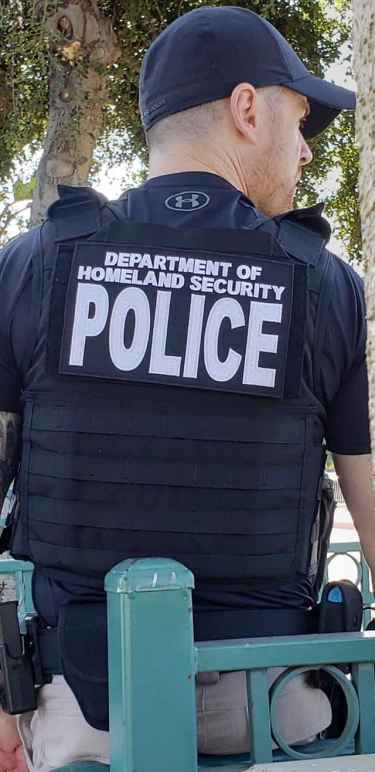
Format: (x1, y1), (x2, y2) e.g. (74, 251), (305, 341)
(0, 412), (24, 771)
(0, 412), (21, 509)
(0, 239), (31, 768)
(333, 453), (375, 586)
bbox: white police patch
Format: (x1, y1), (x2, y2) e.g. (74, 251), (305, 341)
(165, 191), (210, 211)
(59, 240), (298, 398)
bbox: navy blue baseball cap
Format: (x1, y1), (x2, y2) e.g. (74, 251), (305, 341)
(139, 6), (355, 139)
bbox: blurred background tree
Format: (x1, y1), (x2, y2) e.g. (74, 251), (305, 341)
(0, 0), (359, 259)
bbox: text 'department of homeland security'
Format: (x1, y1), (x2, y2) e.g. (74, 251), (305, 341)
(59, 241), (296, 398)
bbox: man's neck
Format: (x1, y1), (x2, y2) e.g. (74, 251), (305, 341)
(148, 154), (249, 199)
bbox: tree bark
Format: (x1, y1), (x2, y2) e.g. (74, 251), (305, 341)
(352, 0), (375, 471)
(30, 0), (120, 225)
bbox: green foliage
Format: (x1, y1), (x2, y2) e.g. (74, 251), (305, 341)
(0, 1), (49, 180)
(0, 0), (360, 259)
(13, 175), (37, 202)
(323, 112), (361, 262)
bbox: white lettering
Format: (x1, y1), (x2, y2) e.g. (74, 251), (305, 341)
(241, 282), (253, 297)
(213, 279), (227, 294)
(139, 254), (153, 269)
(220, 262), (232, 278)
(69, 283), (109, 366)
(204, 298), (244, 382)
(190, 276), (202, 291)
(91, 267), (105, 282)
(117, 253), (130, 268)
(77, 265), (92, 280)
(105, 267), (121, 283)
(128, 253), (142, 268)
(178, 257), (195, 274)
(183, 294), (206, 378)
(273, 285), (285, 301)
(171, 274), (185, 289)
(117, 252), (129, 268)
(149, 291), (181, 376)
(258, 283), (271, 300)
(109, 288), (150, 371)
(201, 277), (215, 293)
(236, 265), (263, 281)
(121, 268), (134, 283)
(243, 302), (282, 387)
(194, 259), (207, 275)
(143, 270), (158, 286)
(237, 264), (251, 280)
(154, 254), (167, 270)
(105, 252), (118, 266)
(205, 260), (220, 277)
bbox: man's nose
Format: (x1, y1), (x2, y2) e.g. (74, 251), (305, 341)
(300, 137), (313, 166)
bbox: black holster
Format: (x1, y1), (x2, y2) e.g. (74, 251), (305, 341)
(0, 602), (51, 714)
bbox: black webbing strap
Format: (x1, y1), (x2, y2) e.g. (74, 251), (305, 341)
(312, 249), (334, 397)
(193, 607), (317, 641)
(38, 627), (62, 675)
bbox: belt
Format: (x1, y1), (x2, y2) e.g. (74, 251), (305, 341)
(194, 607), (317, 641)
(37, 608), (317, 672)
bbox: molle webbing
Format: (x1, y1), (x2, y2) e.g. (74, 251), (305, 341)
(21, 387), (325, 581)
(13, 211), (328, 584)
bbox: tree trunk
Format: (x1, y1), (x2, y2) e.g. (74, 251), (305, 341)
(352, 0), (375, 470)
(30, 0), (120, 225)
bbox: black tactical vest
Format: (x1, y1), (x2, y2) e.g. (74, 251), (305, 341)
(10, 187), (332, 591)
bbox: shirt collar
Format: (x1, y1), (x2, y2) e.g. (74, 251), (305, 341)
(139, 171), (241, 192)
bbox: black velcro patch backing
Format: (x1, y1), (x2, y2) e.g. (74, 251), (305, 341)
(53, 233), (306, 399)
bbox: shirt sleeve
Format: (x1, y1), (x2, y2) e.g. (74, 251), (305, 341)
(322, 257), (370, 455)
(0, 231), (35, 413)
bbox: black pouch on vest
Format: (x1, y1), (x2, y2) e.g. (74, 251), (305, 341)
(311, 580), (363, 739)
(318, 580), (363, 634)
(58, 602), (109, 730)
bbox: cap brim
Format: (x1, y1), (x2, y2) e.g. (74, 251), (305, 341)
(287, 74), (356, 138)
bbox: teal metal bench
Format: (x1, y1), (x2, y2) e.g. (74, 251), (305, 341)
(1, 547), (375, 771)
(0, 558), (34, 619)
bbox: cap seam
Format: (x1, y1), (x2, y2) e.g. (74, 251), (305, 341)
(257, 16), (293, 77)
(202, 12), (221, 82)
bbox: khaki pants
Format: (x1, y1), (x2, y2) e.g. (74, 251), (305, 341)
(18, 673), (332, 772)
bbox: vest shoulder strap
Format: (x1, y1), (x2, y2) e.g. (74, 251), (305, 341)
(254, 208), (335, 399)
(47, 185), (109, 243)
(27, 187), (117, 373)
(312, 247), (335, 396)
(254, 203), (331, 273)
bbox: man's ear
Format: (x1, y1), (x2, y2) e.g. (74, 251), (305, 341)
(230, 83), (258, 143)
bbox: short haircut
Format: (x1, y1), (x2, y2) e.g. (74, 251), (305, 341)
(146, 98), (227, 151)
(145, 86), (283, 152)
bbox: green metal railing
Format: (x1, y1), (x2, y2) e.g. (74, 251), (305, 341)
(1, 546), (375, 771)
(105, 557), (375, 772)
(0, 558), (34, 621)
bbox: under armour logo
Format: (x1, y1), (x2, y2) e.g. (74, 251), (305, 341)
(165, 191), (210, 212)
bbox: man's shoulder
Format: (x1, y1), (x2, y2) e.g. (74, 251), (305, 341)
(327, 249), (364, 296)
(0, 226), (40, 278)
